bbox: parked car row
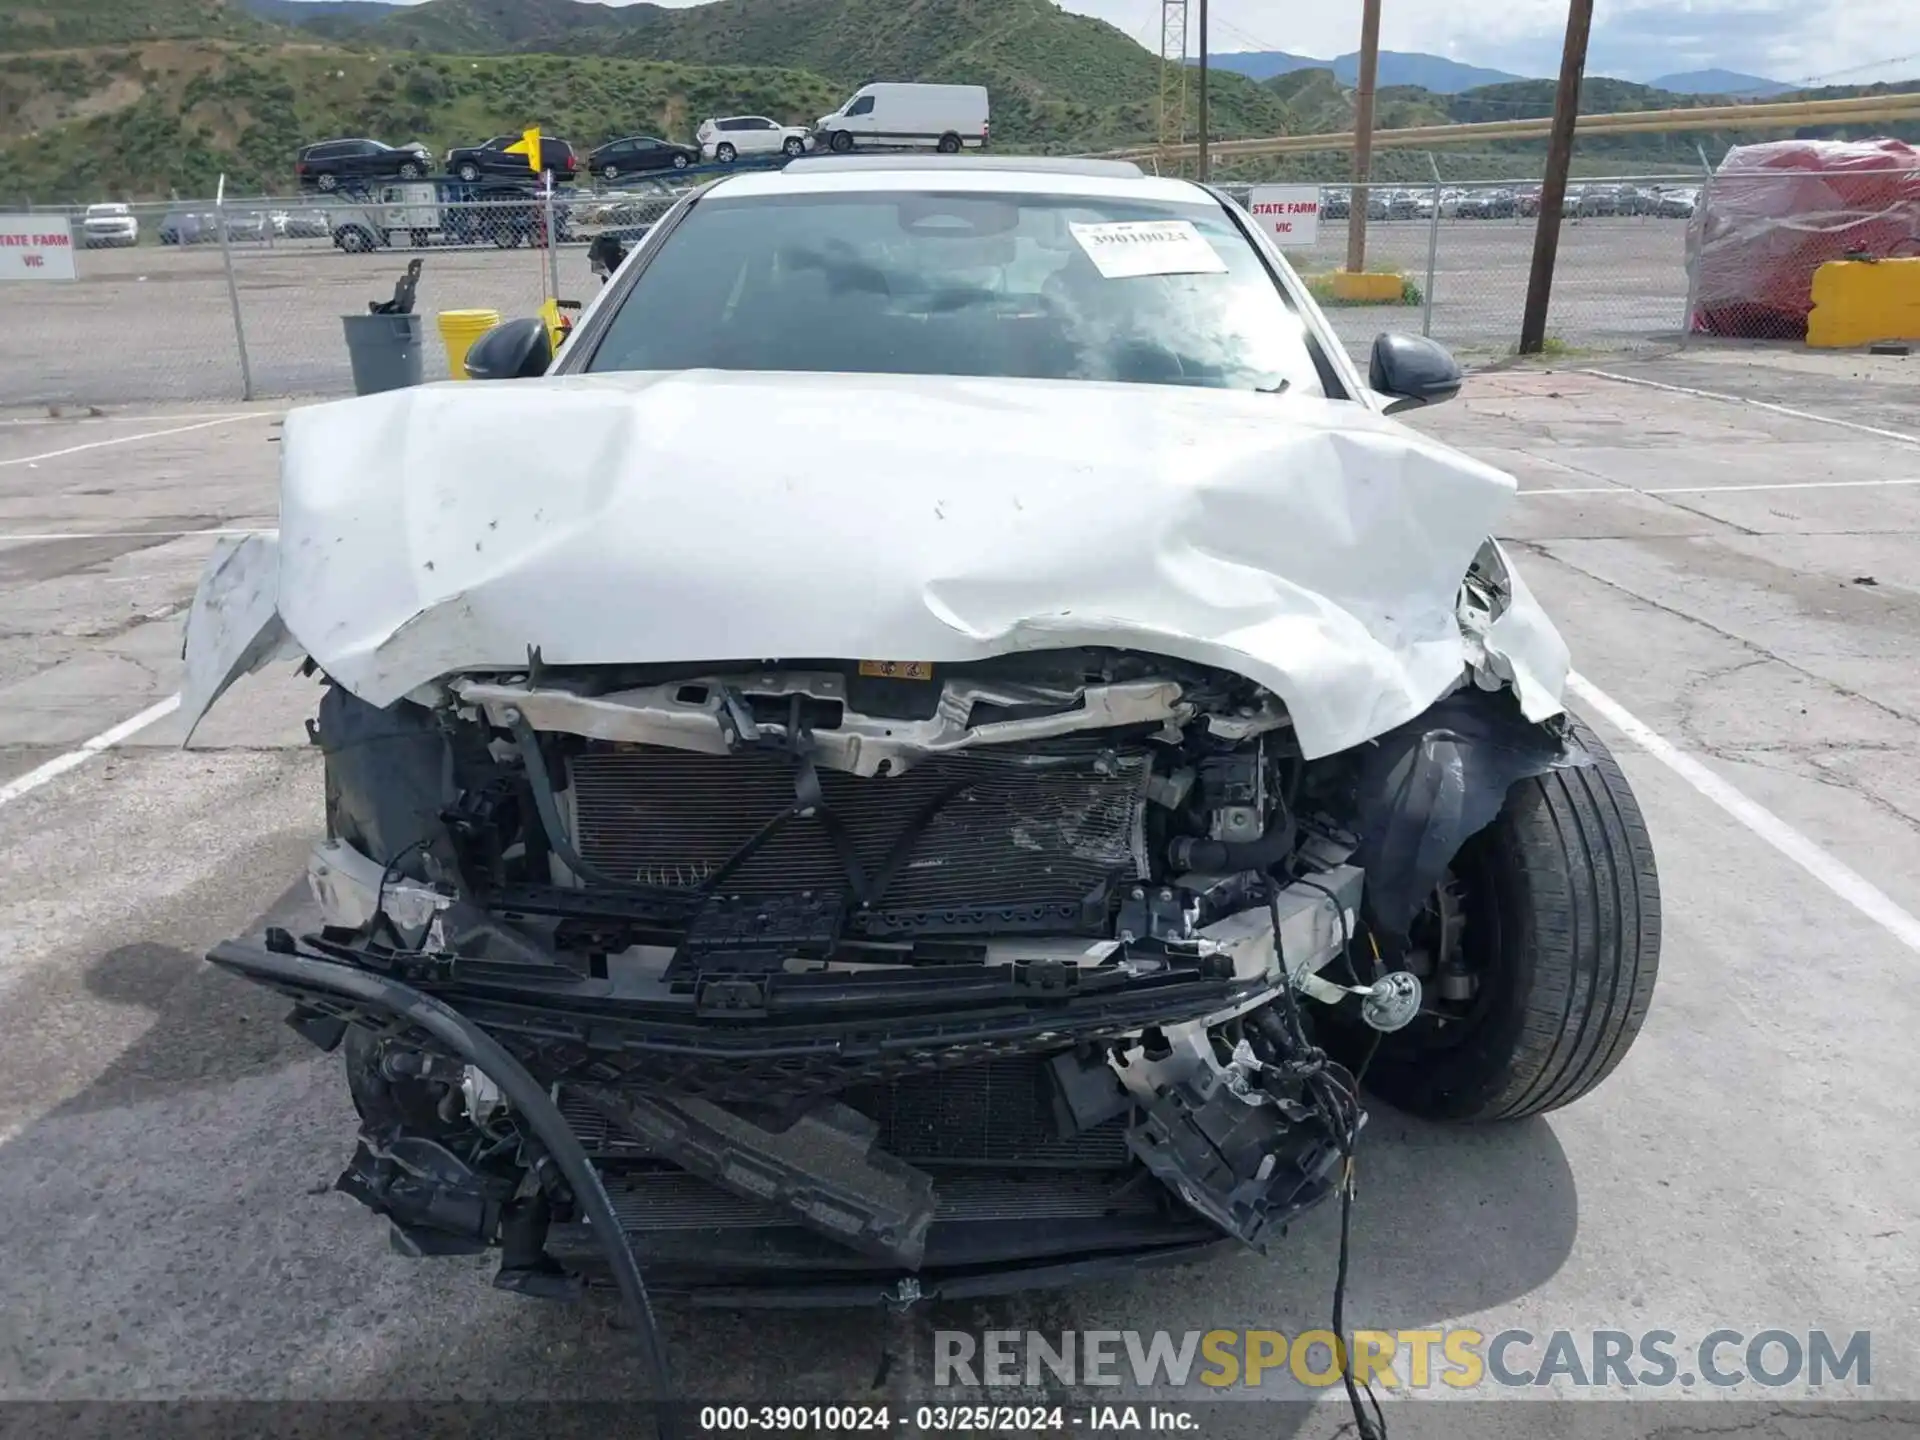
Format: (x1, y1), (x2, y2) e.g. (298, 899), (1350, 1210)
(1316, 181), (1698, 222)
(156, 208), (332, 245)
(292, 87), (994, 195)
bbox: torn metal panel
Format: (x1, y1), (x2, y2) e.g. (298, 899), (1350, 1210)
(184, 371), (1565, 761)
(579, 1089), (938, 1267)
(177, 531), (297, 742)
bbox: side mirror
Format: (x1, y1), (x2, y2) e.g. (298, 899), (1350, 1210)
(1369, 332), (1462, 414)
(464, 317), (552, 381)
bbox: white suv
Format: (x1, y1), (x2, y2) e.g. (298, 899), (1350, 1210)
(81, 203), (139, 248)
(696, 116), (812, 163)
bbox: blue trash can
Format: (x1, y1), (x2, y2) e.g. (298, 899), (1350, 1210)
(342, 312), (426, 395)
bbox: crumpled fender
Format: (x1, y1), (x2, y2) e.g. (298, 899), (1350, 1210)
(178, 532), (297, 743)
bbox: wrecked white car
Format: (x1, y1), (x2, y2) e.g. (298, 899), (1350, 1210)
(180, 158), (1660, 1328)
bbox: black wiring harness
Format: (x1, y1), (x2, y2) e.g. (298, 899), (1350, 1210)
(1261, 875), (1388, 1440)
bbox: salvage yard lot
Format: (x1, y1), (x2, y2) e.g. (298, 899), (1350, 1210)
(1, 352), (1917, 1429)
(1, 216), (1692, 408)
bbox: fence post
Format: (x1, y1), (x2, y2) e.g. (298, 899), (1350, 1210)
(543, 172), (561, 303)
(216, 174), (257, 402)
(1679, 144), (1715, 349)
(1423, 152), (1442, 338)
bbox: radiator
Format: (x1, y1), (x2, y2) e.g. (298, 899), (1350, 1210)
(565, 741), (1151, 913)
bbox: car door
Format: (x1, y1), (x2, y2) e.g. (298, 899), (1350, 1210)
(339, 141), (381, 182)
(628, 138), (667, 172)
(741, 118), (779, 154)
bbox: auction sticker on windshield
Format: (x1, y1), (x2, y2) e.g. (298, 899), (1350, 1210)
(1069, 220), (1227, 279)
(0, 215), (76, 281)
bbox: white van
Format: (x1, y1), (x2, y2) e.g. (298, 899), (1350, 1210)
(814, 83), (990, 155)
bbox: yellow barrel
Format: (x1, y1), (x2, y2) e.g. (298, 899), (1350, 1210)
(437, 308), (502, 380)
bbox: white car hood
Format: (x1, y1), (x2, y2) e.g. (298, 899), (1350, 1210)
(180, 370), (1567, 759)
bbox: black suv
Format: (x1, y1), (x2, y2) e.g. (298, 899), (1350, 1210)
(586, 135), (701, 183)
(296, 138), (432, 192)
(446, 135), (579, 184)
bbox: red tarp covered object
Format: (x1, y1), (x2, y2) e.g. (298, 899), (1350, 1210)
(1688, 137), (1920, 339)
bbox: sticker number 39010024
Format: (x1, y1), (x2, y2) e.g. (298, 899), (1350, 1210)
(1067, 219), (1228, 279)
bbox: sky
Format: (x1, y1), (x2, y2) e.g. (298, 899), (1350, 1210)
(295, 0), (1920, 88)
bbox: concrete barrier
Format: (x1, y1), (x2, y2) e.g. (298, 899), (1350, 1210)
(1808, 257), (1920, 349)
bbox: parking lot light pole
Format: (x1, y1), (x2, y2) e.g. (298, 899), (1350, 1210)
(1519, 0), (1595, 354)
(1197, 0), (1210, 182)
(1346, 0), (1383, 274)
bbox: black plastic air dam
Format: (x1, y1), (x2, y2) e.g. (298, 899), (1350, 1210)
(206, 937), (678, 1440)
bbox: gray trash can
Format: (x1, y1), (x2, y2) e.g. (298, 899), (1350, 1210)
(341, 313), (425, 396)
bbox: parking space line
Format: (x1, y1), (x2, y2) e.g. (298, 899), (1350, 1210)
(0, 414), (277, 469)
(1585, 369), (1920, 448)
(1520, 477), (1920, 498)
(0, 694), (182, 810)
(0, 528), (267, 542)
(1567, 671), (1920, 954)
(0, 411), (275, 428)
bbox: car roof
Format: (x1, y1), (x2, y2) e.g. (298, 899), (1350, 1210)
(709, 155), (1194, 204)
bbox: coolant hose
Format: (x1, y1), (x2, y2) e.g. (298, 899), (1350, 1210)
(1167, 816), (1299, 875)
(210, 938), (678, 1440)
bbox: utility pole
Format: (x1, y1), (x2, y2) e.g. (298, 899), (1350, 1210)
(1345, 0), (1383, 273)
(1519, 0), (1595, 353)
(1197, 0), (1211, 181)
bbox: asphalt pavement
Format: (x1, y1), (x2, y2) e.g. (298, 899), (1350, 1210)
(1, 351), (1915, 1433)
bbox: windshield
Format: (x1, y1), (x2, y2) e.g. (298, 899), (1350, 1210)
(582, 189), (1331, 396)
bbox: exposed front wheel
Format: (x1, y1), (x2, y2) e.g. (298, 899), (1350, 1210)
(783, 136), (806, 157)
(1343, 714), (1662, 1122)
(398, 161), (423, 179)
(828, 130), (854, 154)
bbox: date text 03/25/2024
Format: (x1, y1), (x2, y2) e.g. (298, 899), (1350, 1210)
(697, 1406), (1195, 1431)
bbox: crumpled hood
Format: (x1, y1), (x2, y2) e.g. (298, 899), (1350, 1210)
(187, 369), (1567, 759)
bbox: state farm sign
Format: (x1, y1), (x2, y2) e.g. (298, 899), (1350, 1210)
(0, 216), (77, 281)
(1247, 185), (1321, 248)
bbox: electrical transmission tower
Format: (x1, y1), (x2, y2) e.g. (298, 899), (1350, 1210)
(1157, 0), (1189, 167)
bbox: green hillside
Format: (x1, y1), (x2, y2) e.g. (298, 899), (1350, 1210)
(1, 0), (1916, 202)
(0, 43), (839, 199)
(0, 0), (273, 51)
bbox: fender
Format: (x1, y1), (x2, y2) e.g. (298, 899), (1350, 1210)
(178, 532), (298, 742)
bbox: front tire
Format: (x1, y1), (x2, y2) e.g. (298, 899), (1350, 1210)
(829, 130), (854, 154)
(783, 136), (806, 157)
(398, 161), (423, 179)
(1349, 715), (1661, 1122)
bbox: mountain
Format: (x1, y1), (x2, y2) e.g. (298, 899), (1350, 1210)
(1209, 49), (1530, 93)
(1651, 69), (1794, 98)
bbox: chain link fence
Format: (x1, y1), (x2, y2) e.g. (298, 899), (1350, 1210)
(11, 159), (1913, 408)
(1, 187), (681, 408)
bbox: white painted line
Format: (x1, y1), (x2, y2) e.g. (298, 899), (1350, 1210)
(0, 693), (182, 810)
(1519, 476), (1920, 498)
(1585, 369), (1920, 448)
(0, 414), (274, 469)
(0, 410), (278, 428)
(1567, 671), (1920, 954)
(0, 528), (268, 542)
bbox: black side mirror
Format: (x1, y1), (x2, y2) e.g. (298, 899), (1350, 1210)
(464, 317), (552, 381)
(1369, 332), (1462, 414)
